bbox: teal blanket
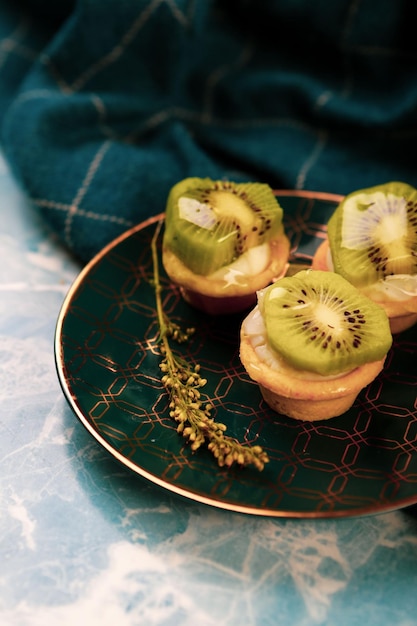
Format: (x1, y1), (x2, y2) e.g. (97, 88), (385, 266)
(1, 0), (416, 261)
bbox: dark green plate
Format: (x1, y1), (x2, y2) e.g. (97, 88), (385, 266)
(55, 190), (417, 518)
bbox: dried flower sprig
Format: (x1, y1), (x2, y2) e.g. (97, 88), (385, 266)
(151, 220), (269, 471)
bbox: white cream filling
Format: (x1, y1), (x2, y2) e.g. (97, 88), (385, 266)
(363, 275), (417, 302)
(243, 304), (348, 382)
(208, 243), (271, 286)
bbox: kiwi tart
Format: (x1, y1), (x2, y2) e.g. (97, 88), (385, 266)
(162, 177), (290, 314)
(319, 181), (417, 333)
(240, 270), (392, 421)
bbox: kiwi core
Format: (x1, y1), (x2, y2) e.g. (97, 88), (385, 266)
(341, 192), (408, 249)
(313, 302), (343, 330)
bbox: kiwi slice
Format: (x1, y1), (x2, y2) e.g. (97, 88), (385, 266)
(327, 181), (417, 288)
(163, 177), (284, 276)
(260, 270), (392, 376)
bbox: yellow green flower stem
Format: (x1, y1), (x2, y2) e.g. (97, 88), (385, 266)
(151, 219), (269, 471)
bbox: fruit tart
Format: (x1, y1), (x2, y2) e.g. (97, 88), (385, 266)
(312, 181), (417, 333)
(240, 270), (392, 421)
(162, 177), (290, 315)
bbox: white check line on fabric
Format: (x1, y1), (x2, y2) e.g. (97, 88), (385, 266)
(32, 140), (132, 250)
(69, 0), (190, 94)
(0, 18), (38, 69)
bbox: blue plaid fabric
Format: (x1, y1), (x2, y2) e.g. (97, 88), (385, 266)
(1, 0), (416, 262)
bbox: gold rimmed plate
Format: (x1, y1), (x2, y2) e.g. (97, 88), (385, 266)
(55, 190), (417, 517)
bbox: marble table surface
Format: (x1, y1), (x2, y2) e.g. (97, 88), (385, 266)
(1, 147), (417, 626)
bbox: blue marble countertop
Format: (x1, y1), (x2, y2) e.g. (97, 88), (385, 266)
(1, 149), (417, 626)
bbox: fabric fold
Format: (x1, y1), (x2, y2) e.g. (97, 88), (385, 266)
(1, 0), (417, 262)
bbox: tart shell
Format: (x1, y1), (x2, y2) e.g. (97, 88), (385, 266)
(163, 234), (291, 314)
(239, 328), (386, 422)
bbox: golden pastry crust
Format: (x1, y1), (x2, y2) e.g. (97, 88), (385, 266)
(311, 239), (329, 272)
(162, 233), (291, 298)
(239, 327), (386, 421)
(312, 239), (417, 333)
(377, 304), (417, 334)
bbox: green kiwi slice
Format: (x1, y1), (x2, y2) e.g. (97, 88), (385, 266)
(163, 177), (285, 276)
(327, 181), (417, 288)
(260, 270), (392, 376)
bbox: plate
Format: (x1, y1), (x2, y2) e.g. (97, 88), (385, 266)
(55, 190), (417, 518)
